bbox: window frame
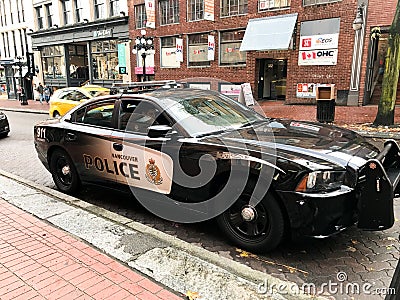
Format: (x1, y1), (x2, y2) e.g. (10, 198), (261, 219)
(159, 0), (179, 25)
(74, 99), (117, 129)
(35, 6), (43, 29)
(62, 0), (73, 25)
(187, 33), (210, 67)
(45, 3), (53, 28)
(258, 0), (290, 11)
(75, 0), (84, 23)
(94, 0), (106, 19)
(160, 36), (180, 68)
(134, 4), (147, 29)
(303, 0), (340, 6)
(219, 29), (246, 66)
(220, 0), (248, 17)
(110, 0), (120, 17)
(187, 0), (204, 21)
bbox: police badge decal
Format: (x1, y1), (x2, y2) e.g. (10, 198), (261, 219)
(145, 158), (163, 185)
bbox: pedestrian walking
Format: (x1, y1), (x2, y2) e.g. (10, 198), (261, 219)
(36, 82), (44, 104)
(44, 85), (51, 104)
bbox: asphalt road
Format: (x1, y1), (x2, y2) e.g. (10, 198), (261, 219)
(1, 111), (399, 299)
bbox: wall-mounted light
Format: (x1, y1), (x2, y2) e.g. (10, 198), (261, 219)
(53, 24), (58, 29)
(120, 11), (126, 17)
(352, 4), (364, 31)
(28, 28), (34, 33)
(83, 18), (89, 24)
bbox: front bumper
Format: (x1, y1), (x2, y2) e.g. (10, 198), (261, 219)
(0, 120), (9, 134)
(277, 186), (357, 237)
(279, 140), (400, 237)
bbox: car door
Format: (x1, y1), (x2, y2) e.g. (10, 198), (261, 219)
(110, 98), (177, 194)
(64, 98), (118, 184)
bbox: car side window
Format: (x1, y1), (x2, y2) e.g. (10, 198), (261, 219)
(69, 91), (88, 101)
(75, 100), (115, 128)
(119, 100), (171, 134)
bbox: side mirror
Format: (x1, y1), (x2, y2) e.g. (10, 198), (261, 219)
(148, 125), (173, 138)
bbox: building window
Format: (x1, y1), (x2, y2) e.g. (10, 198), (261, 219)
(303, 0), (339, 5)
(41, 46), (66, 79)
(62, 0), (73, 25)
(160, 36), (180, 68)
(135, 5), (147, 28)
(188, 33), (210, 67)
(259, 0), (290, 10)
(220, 30), (246, 65)
(45, 3), (53, 28)
(159, 0), (179, 25)
(91, 40), (122, 80)
(18, 29), (24, 56)
(110, 0), (120, 17)
(188, 0), (204, 21)
(221, 0), (247, 17)
(35, 7), (43, 29)
(94, 0), (106, 19)
(75, 0), (84, 22)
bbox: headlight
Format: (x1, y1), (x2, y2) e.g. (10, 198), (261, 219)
(0, 113), (6, 120)
(296, 171), (345, 193)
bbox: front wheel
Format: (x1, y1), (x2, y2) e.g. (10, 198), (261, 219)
(50, 149), (80, 194)
(53, 111), (61, 118)
(217, 191), (285, 253)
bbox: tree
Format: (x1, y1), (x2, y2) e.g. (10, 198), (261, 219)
(373, 0), (400, 126)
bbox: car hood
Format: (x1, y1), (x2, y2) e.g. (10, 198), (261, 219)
(197, 119), (379, 171)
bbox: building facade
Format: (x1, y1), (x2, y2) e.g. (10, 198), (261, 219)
(0, 0), (35, 99)
(129, 0), (396, 106)
(30, 0), (130, 89)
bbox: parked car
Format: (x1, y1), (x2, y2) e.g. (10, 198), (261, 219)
(49, 85), (109, 118)
(0, 111), (10, 138)
(34, 83), (400, 252)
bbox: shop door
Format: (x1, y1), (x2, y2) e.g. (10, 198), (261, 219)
(257, 59), (287, 100)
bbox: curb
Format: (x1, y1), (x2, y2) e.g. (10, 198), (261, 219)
(0, 169), (321, 300)
(0, 107), (48, 115)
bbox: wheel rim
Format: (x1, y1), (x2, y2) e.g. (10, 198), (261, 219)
(226, 194), (271, 241)
(55, 157), (72, 187)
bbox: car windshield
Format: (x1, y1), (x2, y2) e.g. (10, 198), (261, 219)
(158, 90), (266, 137)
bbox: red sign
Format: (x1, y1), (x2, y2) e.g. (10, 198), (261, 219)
(301, 38), (312, 48)
(135, 67), (155, 75)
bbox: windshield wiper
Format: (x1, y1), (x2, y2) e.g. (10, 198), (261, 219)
(240, 119), (265, 128)
(195, 130), (228, 138)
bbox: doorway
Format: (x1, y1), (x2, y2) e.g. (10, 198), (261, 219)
(257, 59), (287, 100)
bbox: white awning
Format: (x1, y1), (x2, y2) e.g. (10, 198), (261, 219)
(240, 13), (298, 51)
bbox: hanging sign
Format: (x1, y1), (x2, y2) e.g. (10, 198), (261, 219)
(145, 0), (156, 28)
(204, 0), (214, 21)
(176, 38), (183, 62)
(238, 83), (255, 106)
(208, 35), (215, 61)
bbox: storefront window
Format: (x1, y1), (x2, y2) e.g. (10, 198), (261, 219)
(41, 46), (66, 79)
(188, 33), (210, 67)
(91, 40), (122, 80)
(303, 0), (338, 6)
(161, 36), (180, 68)
(68, 45), (88, 79)
(220, 30), (246, 65)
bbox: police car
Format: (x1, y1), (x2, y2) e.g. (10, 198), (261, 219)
(0, 111), (10, 138)
(34, 81), (400, 252)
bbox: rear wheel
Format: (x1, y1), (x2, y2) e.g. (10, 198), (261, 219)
(50, 149), (80, 194)
(217, 190), (285, 253)
(53, 111), (61, 118)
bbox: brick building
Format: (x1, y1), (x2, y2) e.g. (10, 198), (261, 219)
(129, 0), (397, 106)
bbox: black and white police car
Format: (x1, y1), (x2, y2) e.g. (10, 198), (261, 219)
(0, 111), (10, 138)
(34, 81), (400, 252)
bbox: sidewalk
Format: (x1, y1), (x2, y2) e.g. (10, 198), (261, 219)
(0, 198), (184, 300)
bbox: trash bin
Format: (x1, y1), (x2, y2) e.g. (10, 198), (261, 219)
(316, 84), (335, 123)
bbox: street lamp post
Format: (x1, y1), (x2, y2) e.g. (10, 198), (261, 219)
(132, 29), (155, 82)
(15, 56), (27, 105)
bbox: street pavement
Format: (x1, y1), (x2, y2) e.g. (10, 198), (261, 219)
(1, 96), (400, 299)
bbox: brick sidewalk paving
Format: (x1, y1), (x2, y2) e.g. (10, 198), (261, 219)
(0, 199), (184, 300)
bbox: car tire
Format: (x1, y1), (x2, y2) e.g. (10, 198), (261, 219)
(0, 132), (8, 138)
(53, 111), (61, 118)
(216, 189), (285, 253)
(50, 149), (80, 194)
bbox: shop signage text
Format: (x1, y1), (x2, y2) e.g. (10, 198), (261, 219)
(298, 49), (338, 66)
(93, 29), (113, 39)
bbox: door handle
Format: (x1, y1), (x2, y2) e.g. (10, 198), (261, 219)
(113, 143), (123, 151)
(66, 132), (76, 141)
